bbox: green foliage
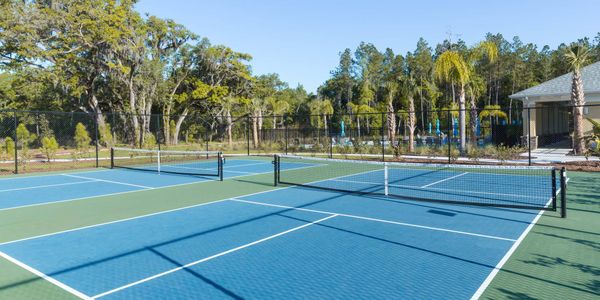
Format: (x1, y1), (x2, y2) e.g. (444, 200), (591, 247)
(41, 136), (59, 162)
(99, 124), (114, 148)
(143, 133), (157, 149)
(74, 123), (91, 159)
(3, 137), (15, 159)
(16, 124), (36, 170)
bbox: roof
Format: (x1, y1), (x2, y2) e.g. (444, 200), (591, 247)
(510, 61), (600, 99)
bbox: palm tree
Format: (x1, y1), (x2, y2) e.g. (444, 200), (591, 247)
(384, 81), (398, 151)
(467, 41), (498, 146)
(434, 51), (471, 151)
(267, 96), (290, 129)
(309, 99), (334, 136)
(401, 75), (419, 152)
(564, 44), (591, 155)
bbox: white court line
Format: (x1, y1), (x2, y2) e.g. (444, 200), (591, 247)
(0, 180), (96, 193)
(325, 177), (549, 200)
(92, 214), (338, 299)
(420, 172), (469, 188)
(0, 163), (321, 213)
(0, 163), (350, 245)
(0, 250), (91, 299)
(61, 174), (154, 189)
(231, 198), (516, 242)
(470, 195), (555, 299)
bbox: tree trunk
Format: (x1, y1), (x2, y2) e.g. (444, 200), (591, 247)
(469, 95), (478, 147)
(357, 116), (361, 139)
(128, 82), (140, 147)
(172, 108), (189, 145)
(387, 103), (396, 150)
(572, 70), (586, 155)
(408, 96), (416, 153)
(458, 85), (467, 152)
(257, 110), (263, 144)
(226, 110), (233, 147)
(323, 114), (328, 137)
(252, 114), (258, 147)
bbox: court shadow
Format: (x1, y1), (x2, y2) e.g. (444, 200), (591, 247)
(147, 247), (243, 299)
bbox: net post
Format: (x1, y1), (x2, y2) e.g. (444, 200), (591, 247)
(560, 167), (567, 218)
(157, 149), (161, 174)
(273, 154), (278, 186)
(13, 111), (18, 174)
(383, 162), (389, 196)
(551, 168), (557, 210)
(219, 152), (224, 181)
(110, 148), (114, 169)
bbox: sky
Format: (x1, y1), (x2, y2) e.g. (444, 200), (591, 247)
(135, 0), (600, 93)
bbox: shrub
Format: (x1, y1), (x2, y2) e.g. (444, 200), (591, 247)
(99, 124), (114, 148)
(467, 144), (483, 163)
(16, 124), (36, 170)
(496, 145), (512, 164)
(74, 123), (91, 159)
(41, 136), (59, 162)
(142, 133), (157, 149)
(3, 137), (15, 160)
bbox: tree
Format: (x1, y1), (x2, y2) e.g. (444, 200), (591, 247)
(16, 124), (36, 170)
(401, 75), (419, 152)
(384, 81), (398, 150)
(41, 136), (59, 162)
(564, 44), (591, 155)
(434, 51), (470, 151)
(3, 137), (15, 160)
(74, 122), (91, 159)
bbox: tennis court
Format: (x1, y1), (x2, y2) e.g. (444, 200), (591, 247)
(0, 150), (570, 299)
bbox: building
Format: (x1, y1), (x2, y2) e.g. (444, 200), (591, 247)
(510, 61), (600, 150)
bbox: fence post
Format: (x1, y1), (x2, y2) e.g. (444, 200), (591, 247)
(156, 114), (161, 151)
(94, 112), (99, 168)
(284, 114), (288, 155)
(527, 107), (532, 166)
(13, 111), (18, 174)
(205, 124), (209, 159)
(328, 114), (333, 159)
(447, 109), (451, 164)
(381, 112), (385, 162)
(560, 167), (567, 218)
(246, 114), (250, 156)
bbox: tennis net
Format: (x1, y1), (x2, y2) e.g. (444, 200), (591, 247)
(111, 147), (223, 179)
(275, 155), (566, 212)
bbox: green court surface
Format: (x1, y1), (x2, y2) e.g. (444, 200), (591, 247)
(0, 166), (598, 299)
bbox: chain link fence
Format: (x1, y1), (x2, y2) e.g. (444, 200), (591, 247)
(1, 104), (599, 175)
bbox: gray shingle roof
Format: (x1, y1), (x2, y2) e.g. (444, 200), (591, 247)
(510, 61), (600, 99)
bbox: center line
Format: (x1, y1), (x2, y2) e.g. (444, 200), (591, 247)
(61, 174), (154, 189)
(420, 172), (469, 188)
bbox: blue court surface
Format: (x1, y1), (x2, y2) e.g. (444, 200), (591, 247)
(0, 158), (312, 211)
(0, 158), (551, 299)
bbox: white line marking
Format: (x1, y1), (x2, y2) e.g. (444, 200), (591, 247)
(92, 214), (338, 298)
(420, 172), (469, 188)
(470, 197), (553, 299)
(61, 174), (154, 189)
(0, 163), (317, 213)
(0, 163), (336, 245)
(0, 250), (92, 299)
(0, 180), (96, 193)
(231, 198), (517, 242)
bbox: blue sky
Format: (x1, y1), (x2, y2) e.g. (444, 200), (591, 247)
(136, 0), (600, 93)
